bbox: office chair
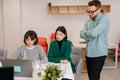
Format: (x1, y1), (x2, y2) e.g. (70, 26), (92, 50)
(50, 33), (55, 42)
(38, 37), (48, 55)
(0, 48), (7, 59)
(113, 41), (120, 61)
(70, 47), (82, 80)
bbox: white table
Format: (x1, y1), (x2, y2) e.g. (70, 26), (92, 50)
(14, 77), (37, 80)
(61, 62), (74, 79)
(14, 62), (74, 80)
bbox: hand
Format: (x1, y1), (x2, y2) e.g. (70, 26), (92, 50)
(60, 59), (69, 64)
(21, 57), (26, 60)
(18, 56), (26, 60)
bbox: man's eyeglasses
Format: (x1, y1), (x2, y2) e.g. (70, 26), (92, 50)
(87, 8), (99, 14)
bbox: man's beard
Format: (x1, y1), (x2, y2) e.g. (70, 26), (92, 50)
(90, 15), (97, 20)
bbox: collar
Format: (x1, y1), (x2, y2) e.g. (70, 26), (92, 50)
(94, 12), (103, 21)
(26, 45), (35, 49)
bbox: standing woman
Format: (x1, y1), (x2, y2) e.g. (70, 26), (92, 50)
(48, 26), (76, 73)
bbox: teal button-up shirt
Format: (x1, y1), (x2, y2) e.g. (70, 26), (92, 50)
(80, 13), (110, 57)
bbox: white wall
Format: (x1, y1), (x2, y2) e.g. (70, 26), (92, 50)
(108, 0), (120, 43)
(0, 0), (4, 48)
(21, 0), (89, 43)
(3, 0), (22, 58)
(21, 0), (120, 43)
(1, 0), (120, 58)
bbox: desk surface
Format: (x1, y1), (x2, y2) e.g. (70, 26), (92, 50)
(14, 77), (37, 80)
(15, 62), (74, 80)
(72, 42), (86, 48)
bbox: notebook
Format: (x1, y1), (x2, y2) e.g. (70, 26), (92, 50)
(0, 59), (33, 77)
(0, 66), (14, 80)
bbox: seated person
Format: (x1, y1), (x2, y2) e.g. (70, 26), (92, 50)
(12, 30), (48, 63)
(48, 26), (76, 73)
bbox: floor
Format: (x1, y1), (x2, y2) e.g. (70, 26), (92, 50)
(77, 55), (120, 80)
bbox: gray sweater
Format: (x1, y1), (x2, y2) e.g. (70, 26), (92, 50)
(12, 45), (48, 62)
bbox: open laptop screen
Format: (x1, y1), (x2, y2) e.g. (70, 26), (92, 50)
(0, 59), (33, 77)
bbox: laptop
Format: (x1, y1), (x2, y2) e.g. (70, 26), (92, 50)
(0, 66), (14, 80)
(0, 59), (33, 77)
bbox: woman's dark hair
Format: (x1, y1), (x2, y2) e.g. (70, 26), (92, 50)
(55, 26), (68, 40)
(88, 0), (101, 8)
(24, 30), (38, 45)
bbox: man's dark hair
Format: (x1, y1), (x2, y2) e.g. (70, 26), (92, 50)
(88, 0), (101, 8)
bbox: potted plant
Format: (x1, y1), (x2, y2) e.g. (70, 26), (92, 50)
(48, 2), (52, 7)
(48, 2), (52, 11)
(41, 64), (62, 80)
